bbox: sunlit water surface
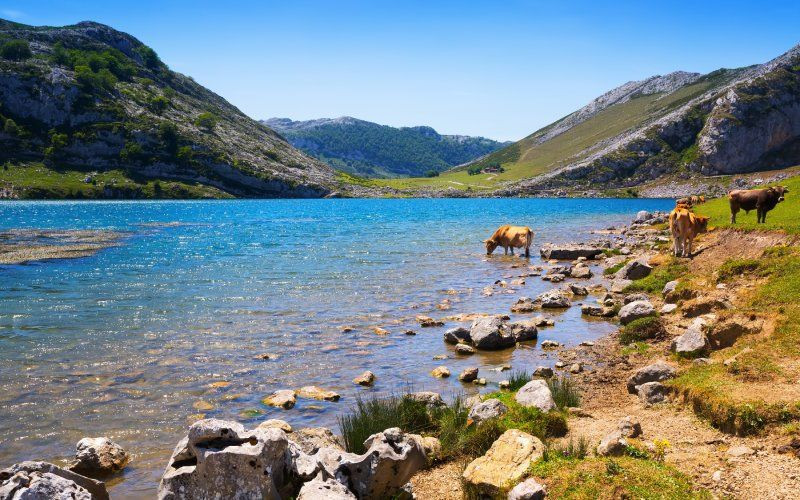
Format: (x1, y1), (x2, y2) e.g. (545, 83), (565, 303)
(0, 198), (672, 497)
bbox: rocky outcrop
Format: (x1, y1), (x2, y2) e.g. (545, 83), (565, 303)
(626, 361), (676, 393)
(469, 316), (516, 350)
(618, 300), (655, 325)
(0, 462), (108, 500)
(462, 429), (544, 497)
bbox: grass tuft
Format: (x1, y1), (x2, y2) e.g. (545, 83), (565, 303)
(547, 375), (581, 410)
(507, 370), (532, 391)
(624, 258), (688, 294)
(337, 394), (435, 454)
(619, 316), (665, 344)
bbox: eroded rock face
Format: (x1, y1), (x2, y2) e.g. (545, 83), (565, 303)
(69, 437), (129, 478)
(0, 462), (108, 500)
(626, 361), (676, 393)
(682, 296), (731, 318)
(618, 300), (655, 325)
(707, 315), (763, 349)
(297, 475), (356, 500)
(468, 398), (508, 422)
(335, 428), (426, 499)
(462, 429), (544, 497)
(470, 316), (515, 350)
(515, 379), (556, 411)
(158, 419), (290, 500)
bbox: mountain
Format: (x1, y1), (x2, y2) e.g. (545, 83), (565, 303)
(0, 19), (357, 199)
(263, 116), (509, 178)
(450, 42), (800, 195)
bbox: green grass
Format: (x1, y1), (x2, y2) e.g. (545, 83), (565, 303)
(529, 456), (710, 499)
(603, 260), (627, 276)
(619, 316), (665, 344)
(546, 376), (582, 410)
(0, 162), (230, 199)
(696, 171), (800, 233)
(507, 370), (532, 391)
(337, 395), (436, 454)
(624, 258), (688, 293)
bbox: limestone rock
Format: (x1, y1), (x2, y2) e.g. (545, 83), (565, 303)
(618, 300), (655, 325)
(262, 389), (297, 409)
(459, 367), (479, 383)
(515, 380), (556, 411)
(353, 371), (375, 386)
(597, 430), (627, 456)
(292, 427), (344, 454)
(470, 316), (515, 350)
(257, 419), (292, 433)
(69, 437), (129, 478)
(511, 297), (537, 313)
(637, 381), (670, 404)
(0, 462), (108, 500)
(406, 392), (445, 408)
(508, 478), (546, 500)
(626, 361), (676, 393)
(444, 326), (471, 344)
(617, 416), (642, 438)
(335, 428), (426, 499)
(430, 366), (451, 378)
(468, 398), (508, 422)
(297, 475), (356, 500)
(297, 386), (340, 402)
(507, 319), (538, 342)
(462, 430), (544, 497)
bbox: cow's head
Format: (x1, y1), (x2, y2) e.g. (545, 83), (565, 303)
(695, 215), (710, 233)
(484, 238), (498, 255)
(772, 185), (789, 202)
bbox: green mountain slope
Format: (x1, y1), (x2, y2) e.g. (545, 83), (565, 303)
(0, 19), (351, 199)
(263, 117), (508, 178)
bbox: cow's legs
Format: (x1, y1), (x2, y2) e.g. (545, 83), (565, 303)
(510, 247), (515, 256)
(686, 237), (693, 258)
(503, 246), (508, 255)
(524, 246), (530, 258)
(730, 202), (738, 223)
(673, 235), (681, 257)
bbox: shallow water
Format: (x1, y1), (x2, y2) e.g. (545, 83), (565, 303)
(0, 198), (672, 497)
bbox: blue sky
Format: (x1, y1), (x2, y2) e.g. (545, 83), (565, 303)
(2, 1), (799, 141)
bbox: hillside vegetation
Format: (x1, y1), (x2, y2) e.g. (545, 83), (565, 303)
(0, 19), (353, 199)
(263, 117), (508, 178)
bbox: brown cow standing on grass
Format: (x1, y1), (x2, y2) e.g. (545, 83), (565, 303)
(669, 207), (709, 258)
(728, 186), (789, 223)
(484, 225), (533, 257)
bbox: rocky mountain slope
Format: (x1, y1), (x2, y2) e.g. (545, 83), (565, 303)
(0, 19), (355, 198)
(264, 116), (508, 178)
(463, 42), (800, 195)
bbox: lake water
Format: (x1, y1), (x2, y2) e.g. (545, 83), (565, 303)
(0, 198), (672, 497)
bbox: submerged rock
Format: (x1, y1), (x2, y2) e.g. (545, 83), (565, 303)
(297, 386), (340, 402)
(262, 389), (297, 409)
(69, 437), (129, 478)
(470, 316), (515, 350)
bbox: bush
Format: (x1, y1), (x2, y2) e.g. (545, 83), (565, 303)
(3, 118), (19, 136)
(195, 112), (217, 131)
(120, 141), (143, 162)
(136, 45), (161, 69)
(468, 165), (482, 175)
(619, 316), (665, 344)
(75, 64), (117, 93)
(148, 95), (169, 114)
(338, 395), (435, 454)
(176, 145), (193, 164)
(423, 169), (439, 177)
(159, 122), (179, 155)
(0, 40), (32, 61)
(547, 376), (581, 409)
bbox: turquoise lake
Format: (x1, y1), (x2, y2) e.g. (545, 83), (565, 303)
(0, 198), (673, 497)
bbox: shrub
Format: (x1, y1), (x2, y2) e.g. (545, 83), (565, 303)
(195, 112), (217, 131)
(423, 169), (439, 177)
(120, 141), (143, 162)
(136, 45), (161, 69)
(159, 122), (179, 155)
(75, 64), (117, 93)
(468, 165), (482, 175)
(148, 95), (170, 114)
(176, 145), (193, 164)
(0, 40), (32, 61)
(3, 118), (19, 136)
(338, 394), (435, 454)
(619, 316), (665, 344)
(547, 376), (581, 409)
(51, 42), (70, 66)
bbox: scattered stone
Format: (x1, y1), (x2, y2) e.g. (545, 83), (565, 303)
(0, 461), (108, 500)
(617, 416), (642, 438)
(533, 316), (555, 327)
(660, 303), (678, 314)
(536, 289), (571, 308)
(297, 476), (356, 500)
(508, 478), (546, 500)
(693, 357), (712, 366)
(507, 319), (538, 342)
(69, 437), (129, 478)
(611, 279), (633, 293)
(511, 297), (537, 313)
(542, 273), (565, 282)
(579, 341), (595, 347)
(254, 353), (279, 360)
(372, 326), (390, 335)
(406, 392), (445, 408)
(540, 244), (604, 260)
(499, 364), (512, 371)
(470, 316), (515, 350)
(723, 347), (752, 367)
(671, 317), (709, 357)
(616, 259), (652, 280)
(432, 354), (446, 360)
(618, 300), (655, 325)
(430, 366), (451, 378)
(540, 340), (560, 349)
(444, 327), (471, 344)
(353, 371), (375, 386)
(581, 304), (615, 317)
(569, 363), (583, 374)
(297, 386), (340, 402)
(570, 264), (593, 279)
(455, 343), (477, 355)
(462, 429), (544, 497)
(515, 380), (556, 411)
(597, 430), (627, 457)
(637, 381), (670, 404)
(727, 445), (756, 458)
(459, 367), (479, 382)
(626, 361), (676, 393)
(293, 427), (345, 454)
(623, 293), (649, 304)
(499, 380), (510, 389)
(712, 470), (723, 482)
(262, 389), (297, 409)
(662, 280), (679, 296)
(555, 361), (566, 368)
(468, 398), (508, 422)
(475, 377), (487, 385)
(257, 419), (292, 433)
(404, 330), (416, 336)
(567, 407), (592, 417)
(533, 366), (553, 378)
(417, 315), (444, 327)
(569, 284), (588, 295)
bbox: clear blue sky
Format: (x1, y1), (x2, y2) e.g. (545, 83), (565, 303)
(2, 1), (799, 141)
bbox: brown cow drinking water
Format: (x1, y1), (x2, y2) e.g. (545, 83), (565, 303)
(728, 186), (789, 223)
(484, 225), (533, 257)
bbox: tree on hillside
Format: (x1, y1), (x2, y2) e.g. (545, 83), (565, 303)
(0, 40), (32, 61)
(195, 112), (217, 132)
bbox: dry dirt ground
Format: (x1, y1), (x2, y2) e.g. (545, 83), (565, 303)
(412, 229), (800, 499)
